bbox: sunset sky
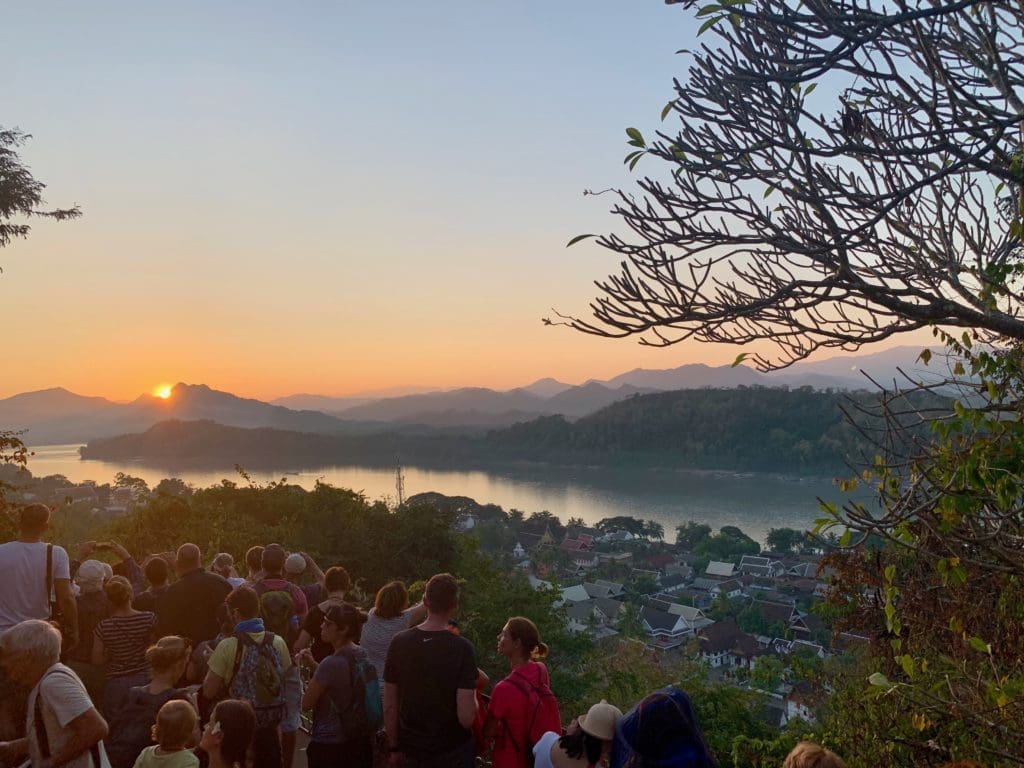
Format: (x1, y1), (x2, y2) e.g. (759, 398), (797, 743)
(2, 2), (914, 402)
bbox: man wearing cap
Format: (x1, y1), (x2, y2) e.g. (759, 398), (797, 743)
(155, 543), (232, 645)
(384, 573), (478, 768)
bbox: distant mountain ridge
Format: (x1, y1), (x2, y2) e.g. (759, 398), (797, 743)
(2, 345), (938, 445)
(0, 383), (352, 444)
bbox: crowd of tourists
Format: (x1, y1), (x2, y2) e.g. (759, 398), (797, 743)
(0, 502), (969, 768)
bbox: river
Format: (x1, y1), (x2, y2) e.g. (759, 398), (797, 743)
(24, 444), (861, 544)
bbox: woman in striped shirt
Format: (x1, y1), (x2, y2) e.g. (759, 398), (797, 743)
(92, 575), (157, 722)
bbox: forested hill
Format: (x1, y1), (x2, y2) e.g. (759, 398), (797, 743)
(81, 386), (947, 474)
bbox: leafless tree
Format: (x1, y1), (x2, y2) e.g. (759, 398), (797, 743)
(553, 0), (1024, 370)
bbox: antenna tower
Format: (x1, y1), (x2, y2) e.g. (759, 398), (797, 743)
(395, 459), (406, 507)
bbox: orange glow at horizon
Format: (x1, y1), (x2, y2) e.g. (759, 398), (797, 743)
(154, 385), (173, 399)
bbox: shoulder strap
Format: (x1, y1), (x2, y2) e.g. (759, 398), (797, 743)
(230, 632), (248, 682)
(34, 675), (50, 758)
(499, 673), (540, 754)
(261, 631), (276, 649)
(45, 543), (54, 615)
(34, 668), (104, 767)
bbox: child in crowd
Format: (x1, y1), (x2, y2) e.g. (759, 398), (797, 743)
(783, 742), (847, 768)
(133, 699), (200, 768)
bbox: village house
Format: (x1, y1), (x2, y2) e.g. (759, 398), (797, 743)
(752, 599), (811, 637)
(559, 580), (625, 606)
(786, 681), (825, 724)
(657, 572), (688, 595)
(663, 562), (694, 580)
(713, 578), (745, 600)
(738, 554), (786, 578)
(599, 529), (637, 544)
(565, 597), (624, 639)
(597, 550), (633, 567)
(560, 530), (596, 551)
(705, 560), (737, 578)
(696, 619), (762, 669)
(675, 586), (713, 610)
(640, 599), (713, 651)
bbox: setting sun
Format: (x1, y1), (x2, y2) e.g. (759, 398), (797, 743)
(154, 384), (173, 399)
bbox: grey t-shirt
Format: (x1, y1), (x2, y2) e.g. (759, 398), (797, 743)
(0, 541), (69, 633)
(28, 663), (111, 768)
(311, 646), (369, 744)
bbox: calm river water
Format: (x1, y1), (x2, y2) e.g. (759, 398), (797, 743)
(26, 445), (860, 544)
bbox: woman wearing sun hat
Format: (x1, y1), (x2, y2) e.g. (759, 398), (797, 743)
(532, 699), (622, 768)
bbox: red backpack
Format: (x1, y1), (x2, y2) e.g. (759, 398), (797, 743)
(501, 666), (562, 768)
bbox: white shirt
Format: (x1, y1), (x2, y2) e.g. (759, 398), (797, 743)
(533, 731), (560, 768)
(0, 541), (69, 633)
(28, 663), (111, 768)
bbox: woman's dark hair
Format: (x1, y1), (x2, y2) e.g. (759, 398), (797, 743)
(225, 586), (260, 619)
(324, 566), (351, 594)
(374, 581), (409, 620)
(560, 727), (604, 765)
(144, 556), (170, 586)
(212, 699), (255, 766)
(245, 546), (264, 574)
(103, 575), (133, 608)
(506, 616), (548, 660)
(324, 603), (369, 644)
(611, 687), (716, 768)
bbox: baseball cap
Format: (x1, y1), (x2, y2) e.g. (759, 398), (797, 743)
(284, 553), (306, 575)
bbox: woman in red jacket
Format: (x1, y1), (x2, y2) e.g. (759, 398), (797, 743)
(484, 616), (563, 768)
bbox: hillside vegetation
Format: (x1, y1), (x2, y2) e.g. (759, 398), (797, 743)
(82, 386), (948, 474)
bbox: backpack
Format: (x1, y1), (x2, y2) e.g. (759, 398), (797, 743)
(501, 668), (561, 768)
(330, 647), (383, 738)
(108, 687), (185, 768)
(255, 585), (297, 646)
(229, 631), (286, 729)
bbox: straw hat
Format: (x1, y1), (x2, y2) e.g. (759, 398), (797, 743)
(578, 699), (622, 741)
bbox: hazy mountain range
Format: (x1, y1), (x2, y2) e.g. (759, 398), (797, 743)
(1, 346), (942, 445)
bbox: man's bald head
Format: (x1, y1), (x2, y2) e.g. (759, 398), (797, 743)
(175, 543), (202, 575)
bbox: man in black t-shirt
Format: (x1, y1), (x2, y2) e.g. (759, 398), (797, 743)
(384, 573), (478, 768)
(155, 543), (232, 645)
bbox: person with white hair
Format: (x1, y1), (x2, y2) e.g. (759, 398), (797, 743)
(66, 558), (114, 705)
(0, 619), (111, 767)
(211, 553), (245, 588)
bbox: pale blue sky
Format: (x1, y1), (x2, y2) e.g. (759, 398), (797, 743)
(2, 2), (775, 400)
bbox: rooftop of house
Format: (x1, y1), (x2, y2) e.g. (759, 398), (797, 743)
(706, 560), (737, 577)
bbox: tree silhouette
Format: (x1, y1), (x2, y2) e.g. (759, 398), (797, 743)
(1, 128), (80, 259)
(555, 0), (1024, 370)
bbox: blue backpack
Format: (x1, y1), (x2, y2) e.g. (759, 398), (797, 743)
(230, 632), (286, 729)
(332, 647), (383, 736)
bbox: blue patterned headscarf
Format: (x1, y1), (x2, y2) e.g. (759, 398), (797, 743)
(610, 687), (717, 768)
